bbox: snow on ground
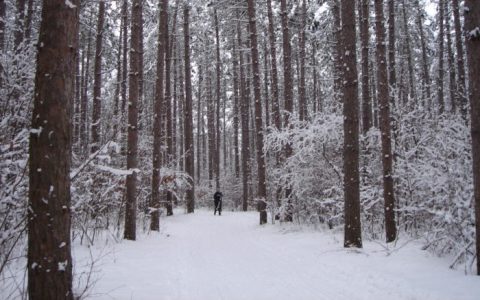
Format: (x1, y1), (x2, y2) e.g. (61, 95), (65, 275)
(73, 210), (480, 300)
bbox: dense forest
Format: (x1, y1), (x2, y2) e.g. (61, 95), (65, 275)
(0, 0), (479, 298)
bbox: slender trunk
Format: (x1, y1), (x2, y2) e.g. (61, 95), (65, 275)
(184, 4), (195, 213)
(437, 0), (445, 114)
(463, 0), (480, 275)
(388, 0), (397, 107)
(150, 0), (167, 231)
(207, 69), (215, 185)
(360, 0), (372, 134)
(91, 1), (105, 153)
(121, 0), (128, 116)
(401, 0), (417, 106)
(81, 16), (93, 157)
(124, 0), (142, 241)
(113, 17), (123, 139)
(298, 0), (307, 121)
(452, 0), (467, 118)
(374, 0), (397, 243)
(415, 0), (431, 102)
(214, 9), (221, 190)
(247, 0), (267, 224)
(196, 64), (203, 183)
(341, 0), (362, 248)
(266, 0), (281, 130)
(445, 2), (457, 113)
(237, 19), (250, 211)
(333, 0), (343, 107)
(263, 39), (270, 128)
(233, 37), (240, 178)
(28, 1), (78, 297)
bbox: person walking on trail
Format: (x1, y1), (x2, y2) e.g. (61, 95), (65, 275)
(214, 191), (223, 216)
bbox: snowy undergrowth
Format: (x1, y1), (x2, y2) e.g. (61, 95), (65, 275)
(265, 112), (476, 272)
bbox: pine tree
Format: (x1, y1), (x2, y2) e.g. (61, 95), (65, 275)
(341, 0), (362, 248)
(28, 0), (79, 297)
(464, 0), (480, 276)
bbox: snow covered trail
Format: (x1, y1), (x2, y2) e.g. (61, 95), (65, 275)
(76, 210), (480, 300)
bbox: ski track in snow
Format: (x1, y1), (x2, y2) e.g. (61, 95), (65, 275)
(75, 210), (480, 300)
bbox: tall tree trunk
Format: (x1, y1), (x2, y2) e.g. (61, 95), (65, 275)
(445, 2), (457, 113)
(341, 0), (362, 248)
(121, 0), (128, 120)
(197, 64), (203, 183)
(207, 68), (215, 186)
(81, 16), (93, 157)
(150, 0), (167, 231)
(266, 0), (280, 130)
(374, 0), (397, 243)
(388, 0), (397, 107)
(263, 39), (270, 128)
(464, 0), (480, 276)
(298, 0), (307, 121)
(333, 0), (343, 108)
(280, 0), (294, 220)
(233, 37), (240, 178)
(124, 0), (142, 241)
(165, 3), (178, 214)
(401, 0), (417, 107)
(237, 19), (250, 211)
(184, 3), (195, 213)
(360, 0), (372, 134)
(452, 0), (467, 118)
(91, 0), (105, 153)
(214, 9), (221, 190)
(437, 0), (445, 114)
(247, 0), (267, 224)
(28, 1), (78, 298)
(113, 17), (123, 139)
(415, 0), (431, 103)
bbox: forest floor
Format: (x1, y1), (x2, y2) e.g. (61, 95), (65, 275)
(70, 209), (480, 300)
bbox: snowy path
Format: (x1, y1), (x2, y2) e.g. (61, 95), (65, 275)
(77, 210), (480, 300)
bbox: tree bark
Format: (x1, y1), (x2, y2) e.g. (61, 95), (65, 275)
(91, 0), (105, 153)
(232, 36), (240, 178)
(214, 9), (221, 190)
(437, 0), (445, 114)
(374, 0), (397, 243)
(124, 0), (142, 241)
(247, 0), (267, 224)
(401, 0), (417, 107)
(360, 0), (372, 134)
(464, 0), (480, 276)
(341, 0), (362, 248)
(298, 0), (307, 121)
(266, 0), (281, 130)
(445, 2), (457, 113)
(237, 19), (250, 212)
(121, 0), (129, 120)
(28, 0), (78, 298)
(333, 0), (343, 107)
(415, 0), (431, 103)
(184, 3), (195, 213)
(452, 0), (467, 118)
(388, 0), (397, 107)
(150, 0), (167, 231)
